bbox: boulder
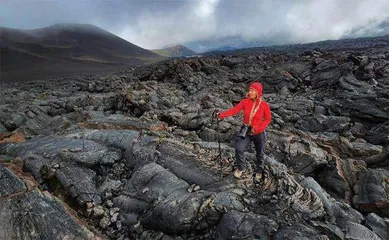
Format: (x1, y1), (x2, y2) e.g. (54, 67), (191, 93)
(343, 221), (381, 240)
(215, 211), (278, 240)
(365, 213), (389, 240)
(353, 169), (389, 217)
(311, 59), (341, 89)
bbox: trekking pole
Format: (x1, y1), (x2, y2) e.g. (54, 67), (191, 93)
(212, 110), (223, 177)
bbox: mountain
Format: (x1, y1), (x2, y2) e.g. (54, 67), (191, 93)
(151, 45), (196, 57)
(0, 23), (164, 82)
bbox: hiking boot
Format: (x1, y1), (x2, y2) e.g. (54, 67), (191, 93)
(233, 169), (245, 179)
(254, 172), (263, 182)
(254, 171), (268, 183)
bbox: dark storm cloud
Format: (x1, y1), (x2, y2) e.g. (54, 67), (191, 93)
(0, 0), (186, 33)
(1, 0), (389, 52)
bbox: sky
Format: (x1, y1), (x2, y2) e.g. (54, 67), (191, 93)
(1, 0), (389, 52)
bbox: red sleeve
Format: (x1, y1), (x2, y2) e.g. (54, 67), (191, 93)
(253, 102), (272, 133)
(219, 100), (244, 119)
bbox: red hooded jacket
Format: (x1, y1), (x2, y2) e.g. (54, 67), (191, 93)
(219, 82), (271, 134)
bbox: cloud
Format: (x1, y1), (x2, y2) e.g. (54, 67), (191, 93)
(345, 17), (389, 38)
(190, 0), (389, 50)
(117, 0), (220, 49)
(284, 0), (389, 43)
(1, 0), (388, 52)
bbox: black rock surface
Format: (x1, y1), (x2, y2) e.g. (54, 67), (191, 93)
(1, 39), (388, 239)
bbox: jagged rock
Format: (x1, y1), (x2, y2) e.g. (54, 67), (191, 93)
(331, 201), (364, 225)
(0, 109), (26, 131)
(300, 177), (336, 222)
(212, 191), (245, 211)
(364, 152), (389, 168)
(59, 146), (122, 167)
(78, 112), (161, 131)
(220, 57), (246, 69)
(21, 106), (57, 135)
(350, 138), (383, 156)
(2, 42), (389, 239)
(267, 130), (328, 175)
(353, 168), (389, 217)
(350, 122), (367, 138)
(82, 129), (140, 150)
(273, 223), (325, 240)
(123, 133), (160, 169)
(198, 127), (232, 142)
(113, 195), (151, 214)
(0, 122), (8, 133)
(289, 139), (328, 174)
(123, 163), (189, 202)
(365, 121), (389, 145)
(0, 165), (26, 198)
(54, 164), (102, 205)
(365, 213), (389, 240)
(141, 191), (220, 233)
(311, 59), (341, 89)
(121, 213), (138, 227)
(331, 98), (389, 123)
(338, 73), (374, 94)
(156, 141), (220, 186)
(311, 221), (344, 240)
(316, 158), (355, 201)
(98, 178), (122, 194)
(260, 67), (300, 92)
(214, 211), (278, 240)
(256, 160), (326, 218)
(296, 115), (350, 133)
(0, 189), (96, 239)
(92, 205), (105, 217)
(343, 221), (381, 240)
(285, 99), (314, 112)
(1, 136), (122, 167)
(0, 164), (95, 239)
(22, 154), (52, 183)
(122, 162), (228, 233)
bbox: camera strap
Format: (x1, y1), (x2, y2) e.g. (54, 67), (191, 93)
(248, 98), (262, 126)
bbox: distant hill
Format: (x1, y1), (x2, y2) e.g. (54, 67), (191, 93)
(208, 46), (238, 52)
(204, 34), (389, 56)
(151, 45), (196, 57)
(0, 23), (165, 82)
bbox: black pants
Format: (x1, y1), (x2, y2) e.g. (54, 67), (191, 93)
(235, 131), (266, 173)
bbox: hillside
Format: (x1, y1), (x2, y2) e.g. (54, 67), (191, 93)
(204, 34), (389, 56)
(0, 24), (165, 82)
(152, 44), (196, 57)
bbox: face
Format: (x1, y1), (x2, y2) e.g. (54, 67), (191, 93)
(247, 88), (257, 99)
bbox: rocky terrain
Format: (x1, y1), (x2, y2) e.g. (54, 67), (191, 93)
(0, 43), (389, 239)
(206, 35), (389, 56)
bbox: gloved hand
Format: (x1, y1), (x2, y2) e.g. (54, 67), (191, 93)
(213, 110), (221, 119)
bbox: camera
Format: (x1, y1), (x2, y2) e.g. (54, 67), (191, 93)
(238, 124), (251, 138)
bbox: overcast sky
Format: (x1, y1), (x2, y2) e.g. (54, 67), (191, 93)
(1, 0), (389, 52)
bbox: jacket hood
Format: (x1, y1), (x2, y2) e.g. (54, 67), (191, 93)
(249, 82), (263, 98)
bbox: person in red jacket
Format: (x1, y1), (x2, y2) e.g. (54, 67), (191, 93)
(218, 82), (271, 181)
